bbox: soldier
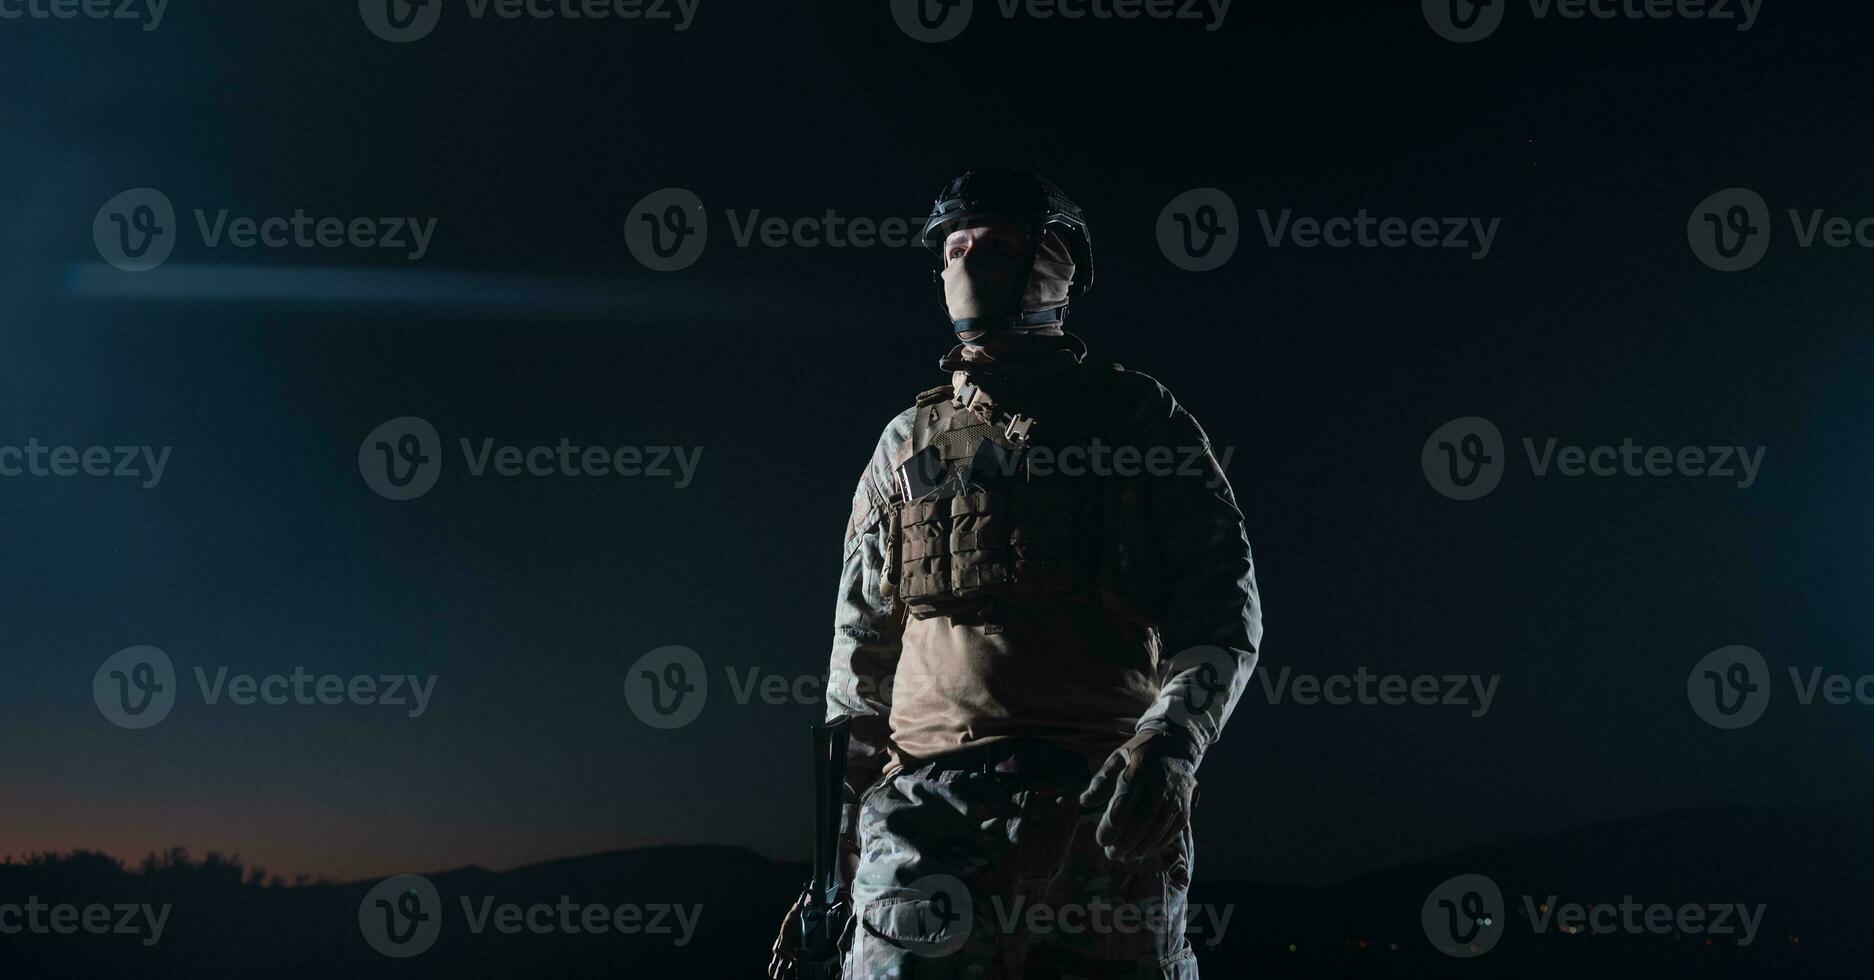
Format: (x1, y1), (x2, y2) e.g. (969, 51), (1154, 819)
(771, 170), (1262, 979)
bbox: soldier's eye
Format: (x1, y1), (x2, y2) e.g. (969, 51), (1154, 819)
(949, 247), (967, 260)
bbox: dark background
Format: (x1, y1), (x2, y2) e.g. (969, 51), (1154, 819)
(2, 0), (1870, 973)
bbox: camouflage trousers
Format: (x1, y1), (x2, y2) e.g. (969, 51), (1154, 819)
(845, 739), (1199, 979)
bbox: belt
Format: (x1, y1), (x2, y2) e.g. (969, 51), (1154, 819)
(918, 737), (1092, 780)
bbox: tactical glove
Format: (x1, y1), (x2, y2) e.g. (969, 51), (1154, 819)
(1077, 728), (1199, 864)
(766, 886), (810, 980)
(765, 813), (861, 980)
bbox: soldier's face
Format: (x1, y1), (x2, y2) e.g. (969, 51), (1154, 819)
(942, 222), (1029, 326)
(943, 222), (1028, 271)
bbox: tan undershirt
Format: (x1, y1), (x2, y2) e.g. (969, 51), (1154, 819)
(886, 598), (1161, 774)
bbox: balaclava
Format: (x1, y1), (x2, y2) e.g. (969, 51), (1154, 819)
(942, 227), (1076, 334)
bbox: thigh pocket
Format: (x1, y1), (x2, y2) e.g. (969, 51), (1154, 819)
(1157, 820), (1193, 891)
(1152, 823), (1197, 967)
(860, 877), (975, 958)
(1155, 942), (1199, 979)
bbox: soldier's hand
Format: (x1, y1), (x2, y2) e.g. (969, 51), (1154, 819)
(1077, 729), (1198, 864)
(766, 886), (810, 980)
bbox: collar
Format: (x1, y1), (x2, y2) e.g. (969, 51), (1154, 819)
(938, 331), (1089, 377)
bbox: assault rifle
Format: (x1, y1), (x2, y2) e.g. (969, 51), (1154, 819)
(790, 715), (850, 979)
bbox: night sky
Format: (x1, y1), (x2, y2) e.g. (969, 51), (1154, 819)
(3, 1), (1871, 891)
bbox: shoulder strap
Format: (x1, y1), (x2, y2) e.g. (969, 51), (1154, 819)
(914, 384), (953, 407)
(891, 389), (957, 471)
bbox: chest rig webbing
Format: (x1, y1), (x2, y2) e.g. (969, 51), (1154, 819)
(880, 368), (1107, 620)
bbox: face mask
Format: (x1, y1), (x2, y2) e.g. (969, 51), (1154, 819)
(942, 228), (1076, 324)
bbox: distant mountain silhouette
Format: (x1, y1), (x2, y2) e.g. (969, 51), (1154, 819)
(3, 802), (1862, 977)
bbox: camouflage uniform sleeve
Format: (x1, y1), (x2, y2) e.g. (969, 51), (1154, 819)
(1126, 377), (1263, 768)
(827, 411), (913, 809)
